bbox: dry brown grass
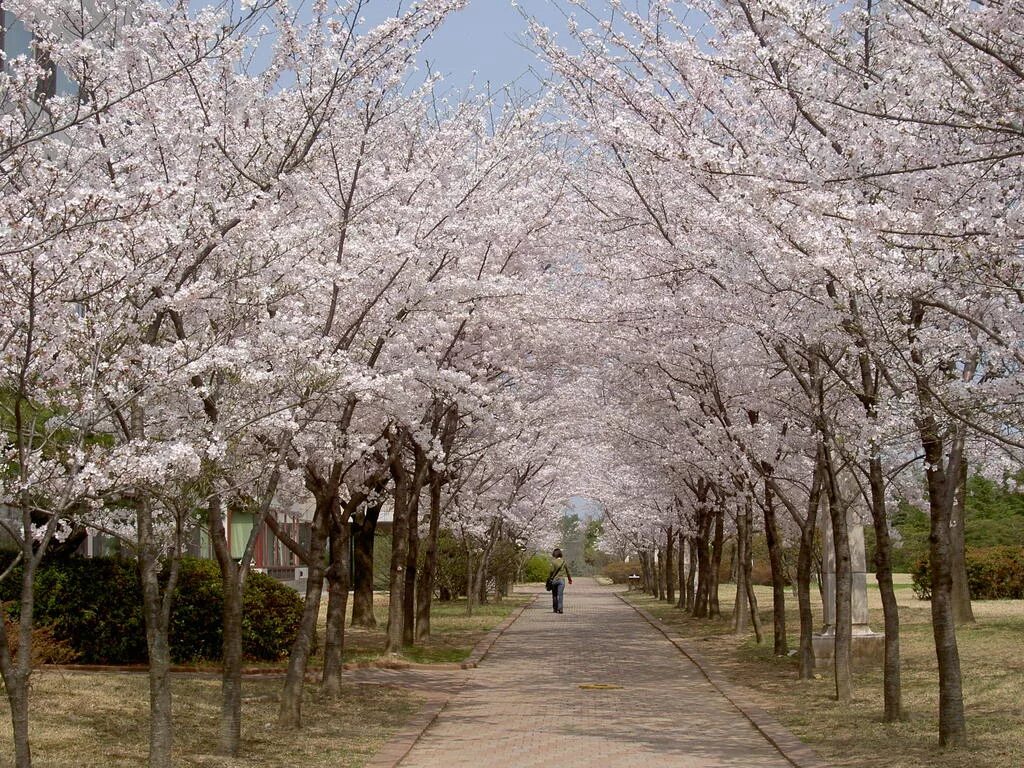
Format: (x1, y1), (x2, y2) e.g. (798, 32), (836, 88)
(628, 577), (1024, 768)
(331, 593), (531, 665)
(0, 672), (420, 767)
(0, 591), (532, 765)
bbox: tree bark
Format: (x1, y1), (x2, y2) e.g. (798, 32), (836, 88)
(790, 458), (824, 681)
(733, 512), (750, 635)
(743, 502), (763, 644)
(640, 550), (654, 597)
(676, 531), (687, 609)
(137, 505), (180, 768)
(659, 548), (667, 602)
(950, 456), (974, 624)
(763, 481), (788, 655)
(686, 536), (698, 612)
(278, 504), (329, 728)
(869, 456), (904, 721)
(665, 527), (675, 605)
(350, 504), (381, 628)
(824, 450), (853, 704)
(402, 447), (428, 646)
(912, 302), (967, 747)
(217, 555), (244, 756)
(709, 507), (724, 618)
(385, 451), (411, 653)
(321, 507), (351, 699)
(0, 553), (37, 768)
(921, 424), (968, 746)
(416, 471), (444, 641)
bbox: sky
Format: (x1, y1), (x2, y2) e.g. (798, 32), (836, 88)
(361, 0), (581, 95)
(414, 1), (566, 91)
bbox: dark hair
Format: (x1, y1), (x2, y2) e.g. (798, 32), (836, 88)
(552, 548), (562, 558)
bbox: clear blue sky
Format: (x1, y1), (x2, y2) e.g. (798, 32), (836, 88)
(361, 0), (582, 95)
(416, 1), (567, 92)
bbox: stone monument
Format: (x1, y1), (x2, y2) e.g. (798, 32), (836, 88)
(812, 496), (885, 670)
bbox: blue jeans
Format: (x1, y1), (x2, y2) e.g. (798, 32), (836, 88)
(552, 580), (565, 612)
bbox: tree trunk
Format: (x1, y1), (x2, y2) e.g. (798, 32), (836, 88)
(139, 546), (177, 768)
(869, 456), (904, 721)
(795, 461), (823, 681)
(640, 550), (653, 596)
(350, 504), (381, 628)
(402, 449), (427, 646)
(385, 454), (411, 653)
(796, 519), (816, 680)
(709, 508), (724, 618)
(218, 562), (244, 755)
(692, 535), (710, 617)
(922, 426), (968, 746)
(416, 472), (444, 641)
(402, 506), (419, 646)
(733, 512), (749, 635)
(911, 302), (967, 747)
(686, 536), (698, 612)
(825, 458), (853, 704)
(743, 502), (763, 644)
(321, 511), (351, 699)
(5, 675), (30, 768)
(950, 456), (974, 624)
(0, 555), (37, 768)
(278, 507), (329, 728)
(659, 548), (667, 602)
(206, 494), (244, 757)
(763, 481), (788, 655)
(665, 527), (675, 605)
(677, 531), (687, 609)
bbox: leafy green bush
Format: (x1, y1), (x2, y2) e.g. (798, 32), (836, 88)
(241, 568), (305, 661)
(912, 546), (1024, 600)
(31, 557), (149, 664)
(521, 554), (551, 583)
(601, 560), (639, 585)
(1, 556), (302, 664)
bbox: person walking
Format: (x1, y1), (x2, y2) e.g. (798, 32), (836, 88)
(549, 548), (573, 613)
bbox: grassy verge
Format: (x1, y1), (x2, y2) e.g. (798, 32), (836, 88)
(338, 594), (531, 665)
(0, 672), (420, 767)
(626, 578), (1024, 768)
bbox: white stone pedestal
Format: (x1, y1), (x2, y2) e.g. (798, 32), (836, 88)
(813, 501), (885, 670)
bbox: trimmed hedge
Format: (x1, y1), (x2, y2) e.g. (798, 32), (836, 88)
(1, 556), (302, 664)
(521, 554), (551, 583)
(911, 546), (1024, 600)
(601, 560), (639, 585)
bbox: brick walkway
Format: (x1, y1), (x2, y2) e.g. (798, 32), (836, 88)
(397, 579), (799, 767)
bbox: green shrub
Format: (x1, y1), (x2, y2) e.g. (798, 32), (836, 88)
(601, 560), (639, 585)
(911, 546), (1024, 600)
(31, 558), (149, 664)
(521, 554), (551, 583)
(241, 569), (305, 661)
(2, 556), (302, 664)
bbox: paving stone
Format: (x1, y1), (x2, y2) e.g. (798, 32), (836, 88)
(398, 579), (799, 767)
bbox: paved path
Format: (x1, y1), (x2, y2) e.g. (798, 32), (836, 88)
(398, 579), (798, 768)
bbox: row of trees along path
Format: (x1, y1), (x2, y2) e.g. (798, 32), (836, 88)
(3, 0), (1021, 765)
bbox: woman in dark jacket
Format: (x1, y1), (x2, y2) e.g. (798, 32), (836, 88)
(549, 548), (573, 613)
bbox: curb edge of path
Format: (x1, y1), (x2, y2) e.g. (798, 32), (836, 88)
(616, 593), (832, 768)
(366, 592), (538, 768)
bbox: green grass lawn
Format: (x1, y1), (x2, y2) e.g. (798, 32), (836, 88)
(626, 579), (1024, 768)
